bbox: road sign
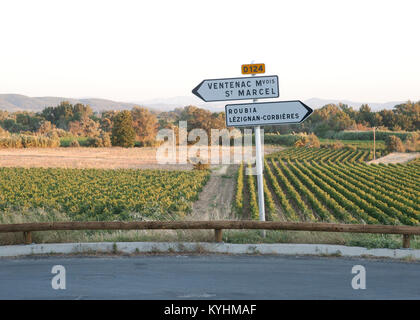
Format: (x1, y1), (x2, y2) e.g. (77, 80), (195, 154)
(225, 100), (313, 127)
(241, 63), (265, 75)
(192, 75), (279, 102)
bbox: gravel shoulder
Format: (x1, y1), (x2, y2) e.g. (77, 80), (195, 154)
(367, 152), (419, 164)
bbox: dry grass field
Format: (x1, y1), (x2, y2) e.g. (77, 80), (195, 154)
(0, 145), (284, 169)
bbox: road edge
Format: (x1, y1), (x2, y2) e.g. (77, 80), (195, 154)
(0, 242), (419, 260)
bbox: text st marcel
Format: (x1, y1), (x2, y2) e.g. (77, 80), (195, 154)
(207, 78), (276, 98)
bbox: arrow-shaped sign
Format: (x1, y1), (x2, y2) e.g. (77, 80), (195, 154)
(225, 100), (313, 127)
(192, 75), (279, 102)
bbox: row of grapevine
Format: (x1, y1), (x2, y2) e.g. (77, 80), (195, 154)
(270, 160), (313, 219)
(310, 162), (399, 225)
(353, 163), (419, 196)
(234, 148), (419, 226)
(304, 161), (386, 224)
(235, 162), (277, 220)
(274, 160), (324, 222)
(264, 160), (299, 221)
(319, 161), (419, 225)
(247, 163), (259, 220)
(376, 163), (420, 185)
(304, 162), (379, 223)
(234, 162), (244, 215)
(272, 147), (368, 163)
(292, 161), (358, 223)
(340, 162), (420, 211)
(263, 177), (276, 220)
(0, 167), (210, 220)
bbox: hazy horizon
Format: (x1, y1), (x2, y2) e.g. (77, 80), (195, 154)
(0, 93), (410, 114)
(1, 0), (419, 103)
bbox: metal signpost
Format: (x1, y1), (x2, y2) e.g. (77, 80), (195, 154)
(192, 64), (313, 226)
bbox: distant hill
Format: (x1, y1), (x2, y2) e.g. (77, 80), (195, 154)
(303, 98), (404, 111)
(138, 96), (404, 112)
(0, 94), (406, 113)
(135, 96), (225, 112)
(0, 94), (226, 113)
(0, 94), (141, 113)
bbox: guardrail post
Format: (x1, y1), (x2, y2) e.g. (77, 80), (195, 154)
(23, 231), (32, 245)
(403, 234), (411, 249)
(214, 229), (223, 243)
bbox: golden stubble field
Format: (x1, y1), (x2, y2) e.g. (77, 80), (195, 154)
(0, 145), (283, 170)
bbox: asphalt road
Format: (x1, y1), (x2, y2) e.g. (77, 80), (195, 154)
(0, 254), (419, 299)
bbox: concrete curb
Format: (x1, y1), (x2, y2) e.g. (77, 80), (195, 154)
(0, 242), (419, 260)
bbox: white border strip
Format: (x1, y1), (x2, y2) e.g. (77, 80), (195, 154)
(0, 242), (419, 260)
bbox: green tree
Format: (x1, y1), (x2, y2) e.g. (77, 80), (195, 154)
(357, 104), (374, 126)
(40, 101), (94, 130)
(111, 110), (135, 147)
(100, 110), (119, 132)
(68, 117), (100, 137)
(37, 120), (54, 135)
(306, 104), (355, 137)
(179, 105), (226, 142)
(131, 107), (158, 146)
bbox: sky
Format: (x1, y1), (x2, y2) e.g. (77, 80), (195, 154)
(0, 0), (419, 103)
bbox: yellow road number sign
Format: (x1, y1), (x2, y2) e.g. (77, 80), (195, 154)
(241, 63), (265, 75)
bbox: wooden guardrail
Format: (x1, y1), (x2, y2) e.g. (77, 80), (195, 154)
(0, 221), (419, 248)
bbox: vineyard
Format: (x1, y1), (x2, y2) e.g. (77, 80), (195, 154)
(235, 147), (420, 225)
(0, 168), (209, 221)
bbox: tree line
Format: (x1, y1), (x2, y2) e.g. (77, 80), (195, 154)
(265, 101), (419, 137)
(0, 102), (227, 147)
(0, 100), (418, 148)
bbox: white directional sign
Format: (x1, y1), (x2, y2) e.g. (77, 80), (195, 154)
(192, 75), (279, 102)
(225, 100), (313, 127)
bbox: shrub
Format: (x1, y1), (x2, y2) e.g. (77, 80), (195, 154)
(264, 134), (300, 146)
(346, 145), (357, 151)
(405, 132), (419, 152)
(136, 139), (163, 147)
(295, 133), (320, 148)
(322, 141), (344, 149)
(191, 158), (210, 170)
(0, 134), (59, 148)
(86, 137), (102, 147)
(333, 130), (410, 141)
(0, 135), (22, 148)
(101, 132), (112, 147)
(386, 135), (405, 152)
(86, 131), (112, 147)
(69, 139), (80, 147)
(37, 120), (54, 135)
(46, 128), (71, 138)
(0, 126), (10, 138)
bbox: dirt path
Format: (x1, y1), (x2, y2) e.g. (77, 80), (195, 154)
(189, 145), (285, 220)
(190, 165), (237, 220)
(367, 152), (419, 164)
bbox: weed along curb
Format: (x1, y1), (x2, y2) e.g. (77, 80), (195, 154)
(1, 242), (420, 260)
